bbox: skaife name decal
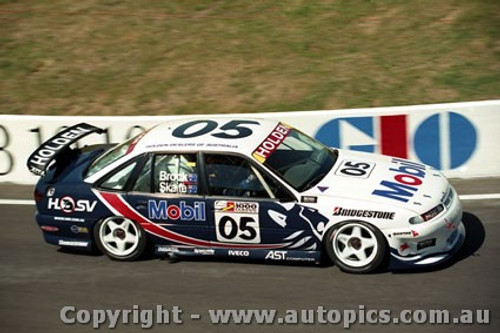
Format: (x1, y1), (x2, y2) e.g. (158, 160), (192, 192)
(333, 207), (395, 220)
(372, 158), (426, 203)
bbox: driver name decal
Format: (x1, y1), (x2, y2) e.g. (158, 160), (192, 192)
(158, 171), (198, 194)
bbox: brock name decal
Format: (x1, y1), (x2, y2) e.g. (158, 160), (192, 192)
(372, 158), (426, 203)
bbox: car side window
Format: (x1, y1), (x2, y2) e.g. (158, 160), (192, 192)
(204, 154), (291, 199)
(98, 161), (138, 191)
(151, 153), (199, 195)
(131, 156), (152, 192)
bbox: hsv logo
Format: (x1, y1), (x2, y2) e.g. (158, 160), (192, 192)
(372, 158), (426, 203)
(252, 123), (290, 163)
(148, 200), (206, 221)
(48, 196), (97, 213)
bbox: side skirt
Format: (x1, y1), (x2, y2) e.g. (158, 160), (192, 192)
(155, 245), (322, 264)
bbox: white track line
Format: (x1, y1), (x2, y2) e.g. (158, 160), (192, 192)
(0, 199), (34, 205)
(1, 193), (500, 205)
(459, 193), (500, 201)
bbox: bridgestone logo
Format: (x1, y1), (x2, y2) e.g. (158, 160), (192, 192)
(333, 207), (395, 220)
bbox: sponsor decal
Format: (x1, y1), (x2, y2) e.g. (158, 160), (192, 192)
(148, 200), (206, 221)
(215, 201), (259, 214)
(194, 248), (215, 255)
(58, 240), (89, 247)
(228, 250), (250, 257)
(54, 216), (85, 223)
(392, 230), (419, 237)
(333, 207), (395, 220)
(398, 243), (410, 256)
(156, 245), (177, 253)
(70, 225), (89, 234)
(252, 123), (290, 163)
(372, 158), (426, 203)
(265, 250), (288, 260)
(417, 238), (436, 250)
(301, 196), (318, 204)
(48, 197), (97, 213)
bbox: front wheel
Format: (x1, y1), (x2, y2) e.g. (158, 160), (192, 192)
(324, 221), (387, 273)
(94, 216), (146, 261)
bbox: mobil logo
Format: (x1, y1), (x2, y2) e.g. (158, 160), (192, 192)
(148, 200), (206, 222)
(372, 158), (426, 203)
(315, 112), (476, 170)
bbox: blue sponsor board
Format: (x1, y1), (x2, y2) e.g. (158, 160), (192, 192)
(315, 111), (477, 171)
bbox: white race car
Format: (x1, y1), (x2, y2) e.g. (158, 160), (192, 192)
(28, 117), (465, 273)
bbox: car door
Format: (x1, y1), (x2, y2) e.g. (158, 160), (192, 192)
(122, 152), (211, 246)
(201, 153), (326, 250)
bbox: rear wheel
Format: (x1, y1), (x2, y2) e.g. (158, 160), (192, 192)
(94, 216), (146, 261)
(325, 221), (387, 273)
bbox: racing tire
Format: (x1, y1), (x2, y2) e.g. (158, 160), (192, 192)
(94, 216), (147, 261)
(324, 221), (387, 274)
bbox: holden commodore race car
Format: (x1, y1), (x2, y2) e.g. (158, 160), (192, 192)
(27, 118), (465, 273)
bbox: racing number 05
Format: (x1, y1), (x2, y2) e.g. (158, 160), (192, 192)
(172, 120), (260, 139)
(216, 215), (261, 244)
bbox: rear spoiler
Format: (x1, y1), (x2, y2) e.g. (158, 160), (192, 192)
(27, 123), (104, 176)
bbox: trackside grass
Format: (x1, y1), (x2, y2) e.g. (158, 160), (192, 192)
(0, 1), (499, 115)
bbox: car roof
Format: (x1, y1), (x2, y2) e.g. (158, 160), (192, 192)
(134, 117), (283, 156)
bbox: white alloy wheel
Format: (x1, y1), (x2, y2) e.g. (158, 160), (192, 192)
(95, 217), (146, 260)
(325, 221), (387, 273)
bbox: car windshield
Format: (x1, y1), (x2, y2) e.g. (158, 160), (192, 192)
(85, 135), (138, 178)
(259, 127), (337, 192)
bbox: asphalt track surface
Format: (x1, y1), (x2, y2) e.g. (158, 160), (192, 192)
(0, 179), (498, 333)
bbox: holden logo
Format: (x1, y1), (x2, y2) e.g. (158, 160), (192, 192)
(60, 196), (75, 213)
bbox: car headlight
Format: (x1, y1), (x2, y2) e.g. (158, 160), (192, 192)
(409, 204), (445, 225)
(442, 187), (455, 208)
